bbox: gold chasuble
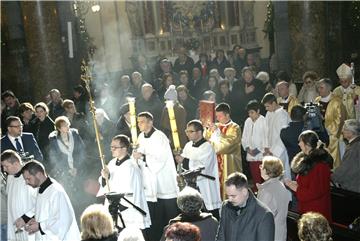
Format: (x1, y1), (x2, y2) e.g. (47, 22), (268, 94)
(205, 121), (242, 199)
(333, 85), (360, 120)
(315, 94), (346, 168)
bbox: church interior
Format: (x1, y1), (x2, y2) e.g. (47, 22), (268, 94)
(1, 1), (360, 241)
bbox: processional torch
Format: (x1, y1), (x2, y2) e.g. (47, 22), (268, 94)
(80, 60), (110, 192)
(166, 100), (185, 190)
(127, 97), (138, 151)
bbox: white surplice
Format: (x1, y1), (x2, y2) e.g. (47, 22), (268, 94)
(97, 157), (151, 229)
(181, 140), (222, 211)
(137, 129), (178, 200)
(241, 115), (268, 162)
(6, 174), (36, 241)
(34, 178), (80, 241)
(265, 107), (291, 178)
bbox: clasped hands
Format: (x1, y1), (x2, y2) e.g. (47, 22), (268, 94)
(14, 217), (39, 235)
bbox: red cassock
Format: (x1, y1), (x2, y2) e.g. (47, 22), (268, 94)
(296, 162), (332, 222)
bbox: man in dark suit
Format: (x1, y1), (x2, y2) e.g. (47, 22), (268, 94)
(1, 116), (43, 161)
(280, 105), (306, 165)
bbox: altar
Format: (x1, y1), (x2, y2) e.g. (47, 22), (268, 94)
(126, 1), (261, 60)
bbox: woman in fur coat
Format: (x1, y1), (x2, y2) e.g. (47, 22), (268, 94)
(285, 130), (333, 221)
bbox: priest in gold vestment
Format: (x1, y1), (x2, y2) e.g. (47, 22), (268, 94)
(315, 78), (346, 168)
(333, 63), (360, 120)
(204, 103), (242, 199)
(276, 81), (299, 114)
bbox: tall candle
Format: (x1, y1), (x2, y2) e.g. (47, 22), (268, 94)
(166, 100), (181, 151)
(127, 97), (138, 145)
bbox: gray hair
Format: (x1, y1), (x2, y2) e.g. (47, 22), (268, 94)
(131, 71), (142, 78)
(177, 187), (203, 215)
(343, 119), (360, 136)
(317, 78), (333, 90)
(209, 68), (219, 75)
(256, 71), (270, 83)
(224, 67), (236, 74)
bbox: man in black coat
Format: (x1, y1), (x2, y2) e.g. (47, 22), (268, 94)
(280, 105), (306, 165)
(231, 67), (266, 125)
(281, 104), (329, 168)
(216, 172), (274, 241)
(136, 83), (163, 128)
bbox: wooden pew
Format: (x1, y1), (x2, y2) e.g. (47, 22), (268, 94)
(331, 186), (360, 226)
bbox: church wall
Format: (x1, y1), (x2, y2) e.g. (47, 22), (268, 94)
(84, 1), (133, 78)
(83, 1), (270, 74)
(254, 1), (270, 59)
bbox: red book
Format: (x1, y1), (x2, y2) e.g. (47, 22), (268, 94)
(199, 100), (215, 126)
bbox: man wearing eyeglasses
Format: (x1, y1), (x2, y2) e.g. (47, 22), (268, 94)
(175, 120), (222, 220)
(1, 116), (43, 161)
(98, 134), (151, 230)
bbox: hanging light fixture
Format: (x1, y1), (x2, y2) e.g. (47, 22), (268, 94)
(91, 2), (100, 13)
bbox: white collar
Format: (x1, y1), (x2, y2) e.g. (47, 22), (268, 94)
(219, 120), (233, 127)
(7, 134), (21, 142)
(341, 85), (352, 94)
(320, 93), (332, 102)
(274, 106), (284, 113)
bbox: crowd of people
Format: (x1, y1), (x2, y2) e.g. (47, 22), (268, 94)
(1, 46), (360, 241)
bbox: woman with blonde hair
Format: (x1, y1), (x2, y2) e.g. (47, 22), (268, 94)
(48, 116), (85, 208)
(298, 212), (332, 241)
(257, 156), (291, 241)
(80, 204), (117, 241)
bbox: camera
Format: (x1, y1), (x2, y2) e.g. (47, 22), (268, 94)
(304, 102), (324, 132)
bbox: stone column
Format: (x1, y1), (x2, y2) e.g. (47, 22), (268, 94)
(2, 2), (33, 101)
(21, 1), (67, 102)
(152, 1), (160, 35)
(288, 1), (326, 82)
(273, 1), (292, 75)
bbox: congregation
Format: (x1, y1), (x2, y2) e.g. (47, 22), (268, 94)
(1, 46), (360, 241)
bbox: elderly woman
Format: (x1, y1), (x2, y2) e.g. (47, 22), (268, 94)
(176, 85), (198, 122)
(298, 71), (319, 104)
(297, 212), (333, 241)
(286, 130), (333, 221)
(257, 156), (291, 241)
(80, 204), (117, 241)
(256, 71), (274, 93)
(161, 187), (218, 241)
(332, 119), (360, 193)
(223, 67), (237, 91)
